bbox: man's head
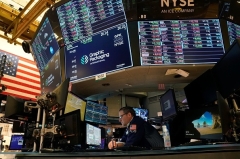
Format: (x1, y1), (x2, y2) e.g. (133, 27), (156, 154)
(119, 107), (136, 126)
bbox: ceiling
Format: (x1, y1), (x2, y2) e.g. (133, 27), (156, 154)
(71, 64), (214, 100)
(0, 0), (219, 99)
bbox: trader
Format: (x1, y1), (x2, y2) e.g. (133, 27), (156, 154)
(108, 107), (164, 149)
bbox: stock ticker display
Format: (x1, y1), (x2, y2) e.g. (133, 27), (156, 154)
(85, 101), (108, 124)
(227, 21), (240, 45)
(31, 18), (60, 71)
(40, 51), (62, 94)
(57, 0), (132, 81)
(57, 0), (126, 45)
(138, 19), (225, 65)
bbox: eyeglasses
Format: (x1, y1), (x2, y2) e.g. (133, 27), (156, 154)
(119, 113), (127, 119)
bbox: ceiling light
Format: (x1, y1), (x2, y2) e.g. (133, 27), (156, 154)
(237, 1), (240, 3)
(27, 29), (30, 33)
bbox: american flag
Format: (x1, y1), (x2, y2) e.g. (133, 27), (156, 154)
(0, 49), (41, 101)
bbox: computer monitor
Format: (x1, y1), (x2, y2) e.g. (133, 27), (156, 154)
(64, 92), (86, 121)
(212, 39), (240, 98)
(133, 108), (148, 121)
(160, 89), (178, 121)
(9, 134), (24, 150)
(54, 109), (82, 146)
(4, 96), (25, 121)
(184, 69), (218, 108)
(85, 101), (108, 125)
(185, 105), (223, 140)
(12, 121), (24, 133)
(86, 123), (101, 146)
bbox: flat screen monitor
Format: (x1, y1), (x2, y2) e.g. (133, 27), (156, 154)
(212, 39), (240, 98)
(138, 19), (225, 65)
(133, 108), (148, 121)
(54, 109), (81, 146)
(5, 96), (25, 120)
(227, 21), (240, 46)
(64, 92), (86, 121)
(184, 69), (218, 108)
(49, 78), (70, 111)
(160, 89), (178, 120)
(86, 123), (101, 146)
(185, 105), (223, 140)
(85, 101), (108, 125)
(9, 134), (24, 150)
(31, 17), (60, 71)
(12, 121), (24, 133)
(55, 0), (133, 81)
(40, 50), (62, 94)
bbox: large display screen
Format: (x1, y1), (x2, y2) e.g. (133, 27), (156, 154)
(138, 19), (225, 65)
(85, 101), (108, 125)
(40, 50), (62, 95)
(64, 92), (86, 121)
(31, 17), (60, 71)
(227, 21), (240, 46)
(86, 123), (101, 146)
(56, 0), (132, 81)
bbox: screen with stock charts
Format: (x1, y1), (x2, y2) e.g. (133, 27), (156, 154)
(85, 101), (108, 125)
(56, 0), (132, 81)
(227, 21), (240, 46)
(138, 19), (225, 65)
(40, 50), (62, 95)
(31, 17), (60, 71)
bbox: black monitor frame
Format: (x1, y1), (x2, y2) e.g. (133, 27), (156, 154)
(212, 39), (240, 98)
(64, 91), (87, 122)
(54, 109), (82, 146)
(160, 89), (178, 121)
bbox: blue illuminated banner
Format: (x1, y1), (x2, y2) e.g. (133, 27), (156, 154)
(65, 23), (132, 81)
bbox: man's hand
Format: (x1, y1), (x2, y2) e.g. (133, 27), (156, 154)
(108, 139), (117, 149)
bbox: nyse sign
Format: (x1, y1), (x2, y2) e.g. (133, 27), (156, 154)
(161, 0), (194, 7)
(160, 0), (195, 14)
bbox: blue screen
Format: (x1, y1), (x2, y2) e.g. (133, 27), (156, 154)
(31, 17), (60, 71)
(227, 21), (240, 45)
(133, 108), (148, 121)
(40, 50), (62, 94)
(9, 135), (24, 150)
(65, 23), (132, 81)
(56, 0), (132, 81)
(160, 89), (177, 120)
(85, 101), (108, 124)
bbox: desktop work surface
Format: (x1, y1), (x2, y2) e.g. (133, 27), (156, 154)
(2, 144), (239, 159)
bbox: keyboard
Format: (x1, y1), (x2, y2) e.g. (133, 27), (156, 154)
(85, 149), (114, 152)
(115, 146), (148, 151)
(41, 148), (64, 153)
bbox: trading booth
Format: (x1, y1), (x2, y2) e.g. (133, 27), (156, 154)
(1, 0), (240, 158)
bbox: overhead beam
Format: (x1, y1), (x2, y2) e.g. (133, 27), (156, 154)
(5, 0), (35, 34)
(9, 0), (55, 43)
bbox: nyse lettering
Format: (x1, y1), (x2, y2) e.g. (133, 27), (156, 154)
(161, 0), (194, 7)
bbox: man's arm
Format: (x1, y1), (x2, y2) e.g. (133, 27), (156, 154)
(121, 129), (128, 142)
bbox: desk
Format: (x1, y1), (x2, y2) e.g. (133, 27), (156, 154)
(1, 144), (239, 159)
